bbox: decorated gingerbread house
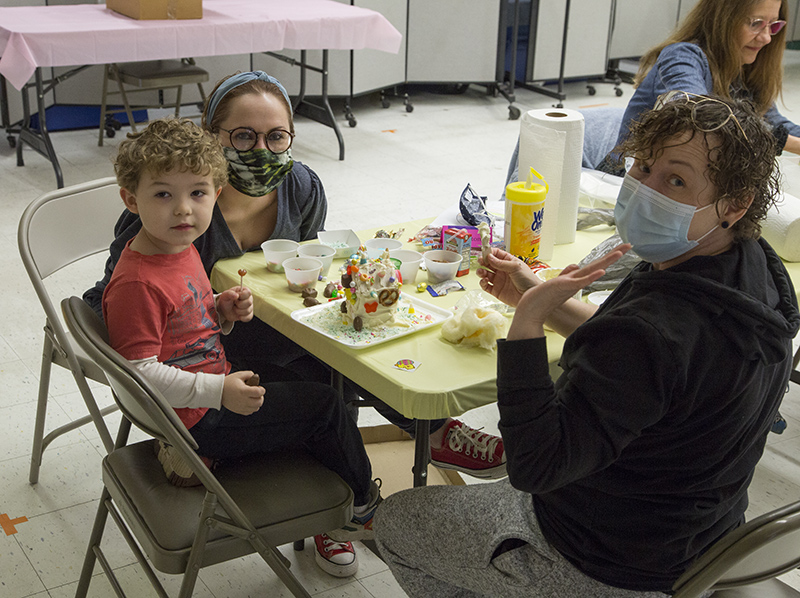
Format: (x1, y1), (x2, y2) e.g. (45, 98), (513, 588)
(339, 248), (401, 331)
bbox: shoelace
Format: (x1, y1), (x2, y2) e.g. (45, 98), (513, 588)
(446, 425), (501, 463)
(320, 534), (351, 554)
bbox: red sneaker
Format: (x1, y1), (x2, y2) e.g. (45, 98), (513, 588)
(430, 420), (507, 479)
(313, 533), (358, 578)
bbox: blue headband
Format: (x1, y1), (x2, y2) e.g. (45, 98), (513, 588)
(205, 71), (292, 125)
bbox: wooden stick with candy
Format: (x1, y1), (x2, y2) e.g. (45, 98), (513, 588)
(238, 268), (247, 289)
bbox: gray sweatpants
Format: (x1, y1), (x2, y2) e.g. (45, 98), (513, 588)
(374, 480), (675, 598)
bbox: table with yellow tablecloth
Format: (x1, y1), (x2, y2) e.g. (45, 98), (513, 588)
(211, 219), (618, 485)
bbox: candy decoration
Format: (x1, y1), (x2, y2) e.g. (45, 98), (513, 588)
(238, 268), (247, 288)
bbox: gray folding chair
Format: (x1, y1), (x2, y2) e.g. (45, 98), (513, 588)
(671, 499), (800, 597)
(62, 297), (354, 598)
(18, 177), (123, 484)
(98, 58), (209, 146)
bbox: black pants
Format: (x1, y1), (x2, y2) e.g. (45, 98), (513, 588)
(221, 317), (447, 437)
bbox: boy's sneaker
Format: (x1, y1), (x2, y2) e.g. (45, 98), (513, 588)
(313, 534), (358, 578)
(430, 420), (507, 479)
(327, 478), (382, 542)
(153, 440), (215, 487)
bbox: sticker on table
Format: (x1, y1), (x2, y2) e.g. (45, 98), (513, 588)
(393, 358), (421, 372)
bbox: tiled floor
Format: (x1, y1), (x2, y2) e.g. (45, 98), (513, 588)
(3, 53), (800, 597)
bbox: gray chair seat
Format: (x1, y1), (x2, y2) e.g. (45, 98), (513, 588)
(712, 578), (800, 597)
(106, 442), (353, 574)
(111, 59), (209, 88)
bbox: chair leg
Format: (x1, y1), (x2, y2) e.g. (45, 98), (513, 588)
(29, 335), (55, 484)
(174, 85), (183, 118)
(75, 488), (113, 598)
(113, 64), (138, 134)
(98, 64), (111, 147)
(293, 539), (305, 551)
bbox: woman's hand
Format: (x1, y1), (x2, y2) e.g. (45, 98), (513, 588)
(216, 286), (254, 323)
(507, 243), (631, 341)
(477, 248), (539, 307)
(222, 370), (265, 415)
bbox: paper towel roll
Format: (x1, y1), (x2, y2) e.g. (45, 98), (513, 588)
(518, 109), (584, 261)
(762, 192), (800, 262)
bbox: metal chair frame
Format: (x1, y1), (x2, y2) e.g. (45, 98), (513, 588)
(672, 499), (800, 597)
(62, 296), (354, 598)
(18, 177), (124, 483)
(98, 58), (208, 146)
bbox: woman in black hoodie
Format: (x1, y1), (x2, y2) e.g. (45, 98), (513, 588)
(374, 93), (800, 597)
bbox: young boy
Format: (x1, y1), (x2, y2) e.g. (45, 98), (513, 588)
(103, 119), (380, 571)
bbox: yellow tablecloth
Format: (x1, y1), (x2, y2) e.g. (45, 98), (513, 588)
(211, 219), (617, 420)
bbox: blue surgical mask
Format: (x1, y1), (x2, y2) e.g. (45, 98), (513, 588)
(614, 174), (718, 263)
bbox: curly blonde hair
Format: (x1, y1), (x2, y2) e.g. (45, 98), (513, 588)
(114, 118), (228, 192)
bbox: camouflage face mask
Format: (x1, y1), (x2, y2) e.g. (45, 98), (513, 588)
(223, 146), (293, 197)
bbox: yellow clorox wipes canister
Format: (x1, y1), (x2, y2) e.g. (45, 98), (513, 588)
(504, 167), (547, 261)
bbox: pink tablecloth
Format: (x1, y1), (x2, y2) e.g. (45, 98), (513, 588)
(0, 0), (402, 90)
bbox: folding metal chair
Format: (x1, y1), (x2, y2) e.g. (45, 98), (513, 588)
(98, 58), (209, 146)
(671, 499), (800, 597)
(62, 297), (354, 598)
(18, 177), (124, 484)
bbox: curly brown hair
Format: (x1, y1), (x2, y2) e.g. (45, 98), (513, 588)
(616, 94), (780, 241)
(114, 118), (228, 192)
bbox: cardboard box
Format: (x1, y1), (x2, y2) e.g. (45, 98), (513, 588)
(443, 227), (472, 277)
(107, 0), (202, 20)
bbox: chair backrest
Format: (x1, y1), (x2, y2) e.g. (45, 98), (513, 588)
(19, 177), (122, 280)
(672, 499), (800, 597)
(61, 296), (198, 451)
(18, 177), (123, 343)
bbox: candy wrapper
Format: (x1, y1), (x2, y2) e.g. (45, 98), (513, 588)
(425, 280), (465, 297)
(411, 224), (443, 250)
(576, 233), (640, 293)
(459, 183), (494, 227)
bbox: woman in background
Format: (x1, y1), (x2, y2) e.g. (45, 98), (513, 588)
(602, 0), (800, 169)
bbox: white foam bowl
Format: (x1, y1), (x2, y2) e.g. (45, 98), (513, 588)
(282, 257), (323, 293)
(298, 243), (336, 278)
(317, 229), (361, 258)
(424, 249), (462, 284)
(365, 237), (403, 259)
(389, 248), (423, 285)
(587, 290), (613, 306)
(261, 239), (299, 273)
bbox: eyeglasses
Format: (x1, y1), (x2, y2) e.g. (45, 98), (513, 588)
(747, 17), (787, 35)
(654, 91), (750, 146)
(218, 127), (294, 153)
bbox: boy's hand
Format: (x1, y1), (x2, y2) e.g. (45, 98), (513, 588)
(476, 248), (539, 307)
(217, 287), (254, 323)
(222, 370), (265, 415)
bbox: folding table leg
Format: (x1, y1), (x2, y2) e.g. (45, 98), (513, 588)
(412, 419), (431, 487)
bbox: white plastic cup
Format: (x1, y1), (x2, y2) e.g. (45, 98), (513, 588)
(298, 243), (336, 278)
(261, 239), (299, 273)
(282, 257), (323, 293)
(389, 248), (423, 285)
(365, 237), (403, 259)
(424, 249), (462, 284)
